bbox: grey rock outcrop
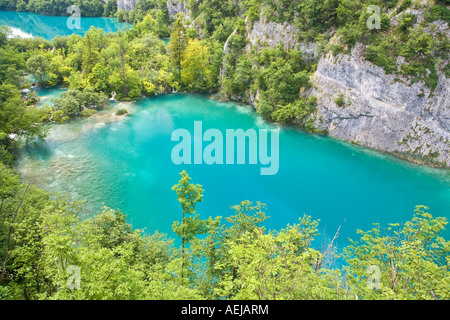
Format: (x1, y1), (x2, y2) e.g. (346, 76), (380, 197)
(245, 16), (319, 62)
(246, 16), (300, 50)
(166, 0), (189, 19)
(241, 15), (449, 166)
(310, 43), (450, 165)
(112, 0), (188, 15)
(115, 0), (139, 11)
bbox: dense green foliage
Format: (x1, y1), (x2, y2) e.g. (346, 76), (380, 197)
(0, 0), (449, 300)
(52, 88), (108, 121)
(0, 165), (448, 300)
(0, 28), (49, 161)
(329, 0), (449, 90)
(3, 0), (447, 130)
(116, 0), (170, 35)
(344, 205), (450, 299)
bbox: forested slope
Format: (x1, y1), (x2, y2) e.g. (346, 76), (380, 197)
(0, 0), (449, 300)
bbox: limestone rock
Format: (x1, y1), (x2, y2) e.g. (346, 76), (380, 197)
(245, 16), (319, 62)
(115, 0), (139, 11)
(166, 0), (189, 19)
(310, 43), (450, 165)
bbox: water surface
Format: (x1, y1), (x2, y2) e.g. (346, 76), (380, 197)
(0, 10), (131, 40)
(33, 86), (67, 107)
(15, 93), (450, 247)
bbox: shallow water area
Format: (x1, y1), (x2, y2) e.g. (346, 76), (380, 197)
(33, 86), (67, 108)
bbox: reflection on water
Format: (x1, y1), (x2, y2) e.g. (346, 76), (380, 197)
(7, 26), (33, 38)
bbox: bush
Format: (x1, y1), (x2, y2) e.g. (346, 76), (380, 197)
(256, 98), (275, 121)
(398, 13), (417, 32)
(425, 5), (450, 23)
(80, 108), (97, 117)
(52, 88), (108, 118)
(444, 63), (450, 78)
(115, 108), (129, 116)
(397, 0), (412, 13)
(52, 110), (69, 123)
(335, 94), (346, 107)
(271, 97), (317, 130)
(365, 39), (398, 74)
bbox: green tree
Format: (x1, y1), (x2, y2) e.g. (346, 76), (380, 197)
(168, 17), (188, 74)
(344, 206), (450, 300)
(215, 212), (345, 300)
(0, 84), (48, 161)
(181, 39), (211, 91)
(103, 0), (118, 17)
(116, 34), (132, 99)
(171, 170), (207, 279)
(52, 88), (108, 119)
(271, 97), (317, 129)
(81, 28), (107, 75)
(0, 164), (199, 300)
(26, 54), (50, 85)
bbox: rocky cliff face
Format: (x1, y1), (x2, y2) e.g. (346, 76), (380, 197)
(114, 0), (188, 16)
(242, 15), (449, 166)
(166, 0), (189, 19)
(310, 43), (449, 166)
(244, 17), (319, 62)
(115, 0), (139, 11)
(115, 2), (449, 166)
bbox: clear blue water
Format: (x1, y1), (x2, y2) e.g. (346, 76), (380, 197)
(5, 11), (448, 247)
(16, 93), (450, 247)
(33, 86), (67, 107)
(0, 11), (131, 40)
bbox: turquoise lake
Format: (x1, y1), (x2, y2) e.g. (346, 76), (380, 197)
(0, 10), (131, 40)
(16, 92), (450, 247)
(4, 10), (449, 247)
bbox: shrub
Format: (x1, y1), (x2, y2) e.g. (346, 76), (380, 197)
(115, 108), (129, 116)
(399, 13), (417, 32)
(53, 88), (108, 118)
(425, 5), (450, 23)
(365, 39), (398, 74)
(80, 108), (97, 117)
(256, 98), (274, 121)
(335, 94), (346, 107)
(271, 97), (317, 130)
